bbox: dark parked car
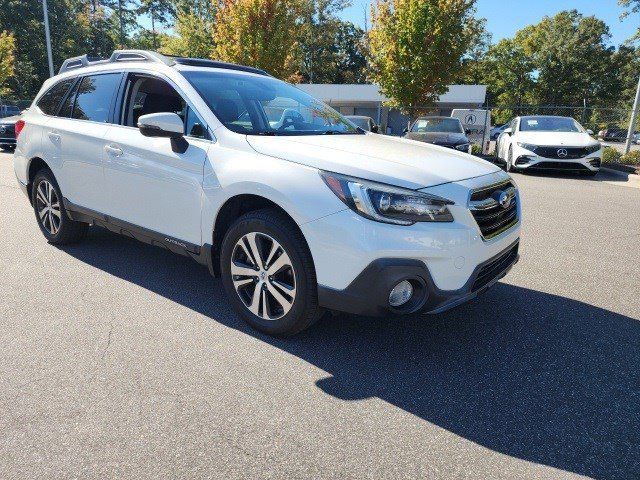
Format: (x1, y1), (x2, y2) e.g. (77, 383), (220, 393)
(0, 104), (21, 118)
(598, 127), (627, 142)
(403, 116), (471, 153)
(490, 123), (509, 141)
(345, 115), (379, 133)
(0, 114), (20, 151)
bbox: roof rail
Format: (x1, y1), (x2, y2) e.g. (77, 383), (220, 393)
(58, 55), (109, 74)
(58, 50), (269, 77)
(58, 50), (174, 75)
(109, 50), (173, 66)
(171, 57), (270, 76)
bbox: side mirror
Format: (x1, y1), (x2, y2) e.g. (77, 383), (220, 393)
(586, 129), (594, 135)
(504, 127), (513, 135)
(138, 112), (188, 153)
(371, 125), (379, 133)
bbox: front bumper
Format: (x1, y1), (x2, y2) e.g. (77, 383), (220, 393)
(318, 240), (519, 316)
(301, 170), (521, 316)
(512, 146), (601, 172)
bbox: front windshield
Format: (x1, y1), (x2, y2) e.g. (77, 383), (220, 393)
(182, 70), (360, 136)
(411, 117), (463, 133)
(519, 117), (583, 133)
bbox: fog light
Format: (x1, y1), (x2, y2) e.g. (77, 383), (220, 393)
(389, 280), (413, 307)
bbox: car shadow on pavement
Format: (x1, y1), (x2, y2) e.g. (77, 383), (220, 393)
(58, 227), (639, 479)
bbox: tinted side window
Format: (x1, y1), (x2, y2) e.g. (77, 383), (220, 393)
(185, 107), (209, 139)
(72, 74), (121, 123)
(36, 79), (75, 116)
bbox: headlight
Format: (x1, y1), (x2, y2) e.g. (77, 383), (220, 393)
(320, 171), (454, 225)
(455, 143), (470, 151)
(517, 142), (538, 153)
(585, 143), (601, 154)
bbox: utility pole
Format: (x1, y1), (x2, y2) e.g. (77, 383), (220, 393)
(118, 0), (125, 48)
(42, 0), (54, 77)
(625, 75), (640, 155)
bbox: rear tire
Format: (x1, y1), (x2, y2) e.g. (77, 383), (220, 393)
(220, 208), (322, 336)
(31, 169), (88, 245)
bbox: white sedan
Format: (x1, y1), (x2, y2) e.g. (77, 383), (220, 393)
(496, 116), (602, 175)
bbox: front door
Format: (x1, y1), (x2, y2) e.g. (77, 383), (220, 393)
(101, 73), (211, 247)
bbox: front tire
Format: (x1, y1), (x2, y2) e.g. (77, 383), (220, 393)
(506, 145), (514, 172)
(31, 169), (88, 244)
(220, 208), (322, 336)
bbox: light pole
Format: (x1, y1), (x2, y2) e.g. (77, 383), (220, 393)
(42, 0), (54, 77)
(625, 75), (640, 155)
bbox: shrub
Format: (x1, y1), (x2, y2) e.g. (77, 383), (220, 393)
(471, 144), (482, 155)
(601, 147), (622, 164)
(620, 150), (640, 165)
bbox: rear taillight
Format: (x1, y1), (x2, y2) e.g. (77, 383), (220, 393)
(15, 120), (25, 138)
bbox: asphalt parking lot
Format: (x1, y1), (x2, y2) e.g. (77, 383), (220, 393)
(1, 151), (639, 479)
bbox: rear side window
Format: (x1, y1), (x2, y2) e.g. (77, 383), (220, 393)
(36, 79), (75, 116)
(72, 74), (121, 123)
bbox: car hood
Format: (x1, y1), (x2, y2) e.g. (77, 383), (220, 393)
(404, 131), (468, 145)
(516, 131), (597, 146)
(245, 133), (500, 190)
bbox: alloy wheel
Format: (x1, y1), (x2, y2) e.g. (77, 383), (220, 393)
(35, 180), (61, 235)
(230, 232), (296, 320)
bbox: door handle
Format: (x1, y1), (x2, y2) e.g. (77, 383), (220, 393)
(104, 144), (123, 157)
(48, 132), (61, 142)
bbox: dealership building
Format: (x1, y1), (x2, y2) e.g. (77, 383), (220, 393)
(296, 84), (487, 135)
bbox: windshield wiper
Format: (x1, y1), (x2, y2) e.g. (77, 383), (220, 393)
(321, 130), (362, 135)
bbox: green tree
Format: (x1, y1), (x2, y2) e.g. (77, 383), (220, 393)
(479, 37), (535, 123)
(137, 0), (175, 49)
(520, 10), (616, 107)
(456, 17), (491, 85)
(298, 0), (349, 83)
(0, 0), (104, 99)
(619, 0), (640, 43)
(0, 30), (15, 96)
(102, 0), (140, 48)
(367, 0), (479, 114)
(161, 0), (216, 58)
(332, 21), (367, 83)
(213, 0), (304, 81)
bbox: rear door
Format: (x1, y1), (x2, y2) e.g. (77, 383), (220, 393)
(46, 72), (122, 210)
(101, 72), (210, 247)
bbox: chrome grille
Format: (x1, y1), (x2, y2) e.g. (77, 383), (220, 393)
(534, 146), (589, 159)
(469, 180), (519, 240)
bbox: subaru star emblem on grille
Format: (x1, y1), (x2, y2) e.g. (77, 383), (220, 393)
(498, 191), (512, 209)
(557, 148), (568, 158)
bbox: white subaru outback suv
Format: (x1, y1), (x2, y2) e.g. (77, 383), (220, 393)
(14, 50), (521, 336)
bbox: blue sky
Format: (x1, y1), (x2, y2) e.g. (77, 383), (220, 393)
(342, 0), (638, 46)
